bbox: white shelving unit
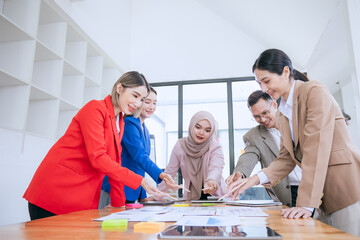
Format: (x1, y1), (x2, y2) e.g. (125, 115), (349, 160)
(0, 0), (124, 140)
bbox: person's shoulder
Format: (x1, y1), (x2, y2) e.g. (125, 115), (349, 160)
(78, 99), (106, 114)
(244, 125), (262, 139)
(297, 80), (326, 93)
(172, 139), (185, 156)
(296, 80), (330, 101)
(124, 116), (139, 124)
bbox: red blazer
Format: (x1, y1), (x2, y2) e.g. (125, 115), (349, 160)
(23, 96), (143, 215)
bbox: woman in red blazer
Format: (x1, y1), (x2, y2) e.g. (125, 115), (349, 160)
(23, 71), (170, 220)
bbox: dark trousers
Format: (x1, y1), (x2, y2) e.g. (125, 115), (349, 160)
(28, 202), (56, 220)
(291, 186), (298, 207)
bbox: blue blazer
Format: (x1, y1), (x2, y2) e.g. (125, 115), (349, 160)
(121, 116), (163, 201)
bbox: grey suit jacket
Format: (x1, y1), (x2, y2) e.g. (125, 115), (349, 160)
(234, 125), (292, 207)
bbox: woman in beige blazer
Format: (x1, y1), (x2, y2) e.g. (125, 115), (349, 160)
(227, 49), (360, 236)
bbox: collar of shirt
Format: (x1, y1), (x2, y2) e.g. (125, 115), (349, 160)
(278, 80), (296, 121)
(115, 114), (120, 134)
(267, 127), (281, 150)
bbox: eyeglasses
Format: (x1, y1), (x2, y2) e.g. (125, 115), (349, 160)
(252, 104), (273, 122)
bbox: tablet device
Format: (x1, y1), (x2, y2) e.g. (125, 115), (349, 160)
(158, 225), (282, 239)
(142, 200), (175, 206)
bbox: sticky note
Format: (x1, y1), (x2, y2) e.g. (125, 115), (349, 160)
(133, 221), (166, 233)
(202, 203), (215, 206)
(101, 219), (128, 231)
(125, 203), (143, 208)
(172, 204), (189, 207)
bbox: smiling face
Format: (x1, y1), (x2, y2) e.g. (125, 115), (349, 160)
(140, 91), (157, 120)
(117, 84), (148, 115)
(191, 119), (212, 144)
(250, 98), (277, 129)
(254, 66), (292, 101)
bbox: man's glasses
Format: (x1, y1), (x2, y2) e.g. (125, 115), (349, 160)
(252, 104), (273, 122)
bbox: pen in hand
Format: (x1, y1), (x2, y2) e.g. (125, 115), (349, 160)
(218, 179), (248, 201)
(163, 178), (190, 192)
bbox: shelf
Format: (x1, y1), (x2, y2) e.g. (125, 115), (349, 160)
(0, 40), (36, 83)
(0, 0), (123, 140)
(65, 41), (87, 73)
(102, 68), (121, 92)
(29, 86), (57, 101)
(1, 0), (40, 37)
(38, 0), (63, 25)
(37, 22), (67, 57)
(57, 105), (78, 139)
(0, 70), (27, 87)
(59, 99), (79, 111)
(84, 75), (99, 87)
(86, 55), (103, 85)
(83, 85), (102, 105)
(101, 88), (110, 99)
(63, 60), (82, 76)
(32, 60), (64, 97)
(0, 85), (30, 130)
(61, 75), (84, 107)
(26, 97), (60, 139)
(34, 41), (61, 61)
(0, 14), (34, 42)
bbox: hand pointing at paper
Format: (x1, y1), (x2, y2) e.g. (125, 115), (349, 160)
(225, 175), (260, 200)
(202, 180), (218, 194)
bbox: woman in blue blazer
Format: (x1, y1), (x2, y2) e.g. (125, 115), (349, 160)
(121, 87), (177, 202)
(99, 87), (178, 206)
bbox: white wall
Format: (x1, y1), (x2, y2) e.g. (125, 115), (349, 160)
(129, 0), (265, 82)
(0, 129), (54, 225)
(346, 0), (360, 135)
(306, 0), (360, 148)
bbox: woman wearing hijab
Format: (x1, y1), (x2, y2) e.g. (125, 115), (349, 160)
(157, 111), (227, 200)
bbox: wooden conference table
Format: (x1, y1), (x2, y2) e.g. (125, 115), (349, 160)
(0, 203), (358, 239)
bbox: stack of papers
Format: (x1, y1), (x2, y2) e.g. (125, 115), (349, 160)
(225, 200), (282, 207)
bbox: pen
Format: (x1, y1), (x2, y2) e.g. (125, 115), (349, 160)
(164, 178), (190, 192)
(218, 179), (248, 201)
(226, 174), (235, 187)
(155, 188), (179, 201)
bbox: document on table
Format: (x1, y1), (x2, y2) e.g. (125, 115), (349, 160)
(94, 206), (268, 221)
(147, 212), (184, 222)
(215, 207), (268, 217)
(174, 216), (242, 226)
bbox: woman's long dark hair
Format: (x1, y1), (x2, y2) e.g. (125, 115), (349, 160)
(252, 49), (309, 82)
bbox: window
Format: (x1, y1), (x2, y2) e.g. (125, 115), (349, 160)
(145, 86), (178, 169)
(183, 83), (229, 178)
(150, 77), (271, 199)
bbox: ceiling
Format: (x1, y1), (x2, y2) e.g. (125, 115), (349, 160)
(195, 0), (341, 70)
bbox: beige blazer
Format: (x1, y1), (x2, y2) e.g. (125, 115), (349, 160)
(234, 125), (292, 207)
(263, 80), (360, 214)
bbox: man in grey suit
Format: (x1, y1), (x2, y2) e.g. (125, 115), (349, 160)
(227, 90), (302, 207)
